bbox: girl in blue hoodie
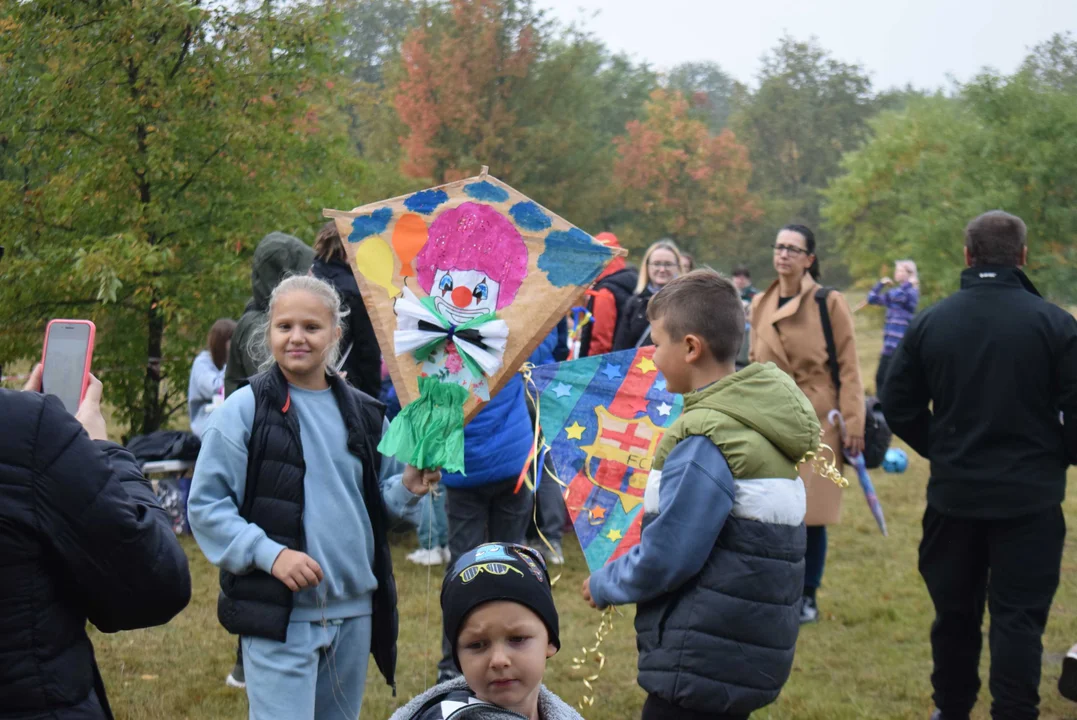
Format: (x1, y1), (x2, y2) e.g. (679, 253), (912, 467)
(189, 275), (440, 719)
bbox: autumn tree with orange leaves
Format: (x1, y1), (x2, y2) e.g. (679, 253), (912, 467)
(613, 89), (761, 263)
(393, 0), (537, 183)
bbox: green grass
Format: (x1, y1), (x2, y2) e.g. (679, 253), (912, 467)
(69, 296), (1077, 718)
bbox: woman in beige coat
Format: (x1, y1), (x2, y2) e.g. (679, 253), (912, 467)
(750, 224), (865, 624)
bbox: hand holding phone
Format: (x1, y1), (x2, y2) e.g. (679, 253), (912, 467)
(41, 320), (96, 415)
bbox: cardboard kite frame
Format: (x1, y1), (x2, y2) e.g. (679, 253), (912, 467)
(325, 169), (626, 424)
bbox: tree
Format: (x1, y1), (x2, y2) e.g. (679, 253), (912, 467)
(390, 0), (656, 230)
(1019, 32), (1077, 94)
(0, 0), (373, 435)
(665, 61), (736, 132)
(730, 36), (875, 280)
(611, 89), (760, 264)
(823, 67), (1077, 304)
(393, 0), (540, 183)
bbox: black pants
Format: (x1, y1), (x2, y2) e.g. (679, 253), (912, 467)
(641, 693), (748, 720)
(875, 353), (892, 396)
(919, 505), (1065, 720)
(437, 477), (533, 676)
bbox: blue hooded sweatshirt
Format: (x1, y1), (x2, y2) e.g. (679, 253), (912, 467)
(441, 374), (533, 489)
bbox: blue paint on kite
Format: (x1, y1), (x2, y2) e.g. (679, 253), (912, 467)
(404, 189), (449, 215)
(348, 208), (392, 242)
(464, 181), (510, 203)
(509, 201), (552, 231)
(539, 227), (612, 287)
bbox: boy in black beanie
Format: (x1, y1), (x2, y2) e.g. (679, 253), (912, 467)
(390, 543), (582, 720)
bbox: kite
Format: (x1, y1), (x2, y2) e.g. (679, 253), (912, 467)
(526, 347), (681, 573)
(325, 169), (621, 474)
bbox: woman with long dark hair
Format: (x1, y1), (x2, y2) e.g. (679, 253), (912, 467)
(750, 224), (865, 624)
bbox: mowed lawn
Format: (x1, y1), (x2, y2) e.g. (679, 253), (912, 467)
(89, 296), (1077, 719)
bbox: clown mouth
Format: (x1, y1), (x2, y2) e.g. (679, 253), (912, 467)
(434, 297), (490, 326)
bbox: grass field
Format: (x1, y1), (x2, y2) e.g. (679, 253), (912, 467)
(80, 297), (1077, 719)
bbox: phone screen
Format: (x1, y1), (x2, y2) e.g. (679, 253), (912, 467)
(43, 322), (92, 414)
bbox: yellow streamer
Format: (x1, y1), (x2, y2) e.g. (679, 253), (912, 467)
(570, 606), (616, 709)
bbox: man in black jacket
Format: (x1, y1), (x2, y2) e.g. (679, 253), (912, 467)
(0, 365), (192, 719)
(882, 211), (1077, 720)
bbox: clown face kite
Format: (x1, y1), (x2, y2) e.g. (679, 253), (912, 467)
(326, 171), (621, 474)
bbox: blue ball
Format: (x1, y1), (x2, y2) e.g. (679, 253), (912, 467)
(882, 448), (908, 474)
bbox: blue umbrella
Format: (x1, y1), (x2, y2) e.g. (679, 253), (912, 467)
(844, 450), (888, 536)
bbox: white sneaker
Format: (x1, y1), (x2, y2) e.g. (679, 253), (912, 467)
(406, 548), (444, 566)
(542, 541), (565, 565)
(439, 546), (452, 564)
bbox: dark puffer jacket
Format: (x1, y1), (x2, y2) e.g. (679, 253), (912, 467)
(0, 390), (192, 719)
(612, 287), (654, 350)
(215, 367), (401, 689)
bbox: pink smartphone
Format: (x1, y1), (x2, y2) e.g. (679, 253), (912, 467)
(41, 319), (96, 414)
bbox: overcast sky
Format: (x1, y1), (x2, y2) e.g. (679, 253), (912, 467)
(540, 0), (1076, 90)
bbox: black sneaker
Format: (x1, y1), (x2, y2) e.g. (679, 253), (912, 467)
(799, 596), (819, 625)
(225, 660), (245, 689)
(1061, 643), (1077, 702)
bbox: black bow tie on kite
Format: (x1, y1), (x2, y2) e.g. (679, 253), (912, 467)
(394, 286), (510, 379)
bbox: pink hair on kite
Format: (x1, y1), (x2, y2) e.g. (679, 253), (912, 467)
(416, 201), (529, 309)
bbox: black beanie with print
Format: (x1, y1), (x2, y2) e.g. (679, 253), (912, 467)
(441, 543), (560, 671)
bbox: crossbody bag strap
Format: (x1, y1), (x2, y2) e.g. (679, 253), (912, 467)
(815, 287), (842, 398)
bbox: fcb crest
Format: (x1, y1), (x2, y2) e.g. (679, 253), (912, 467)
(578, 407), (664, 512)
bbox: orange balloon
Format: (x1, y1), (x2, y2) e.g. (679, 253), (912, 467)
(392, 213), (429, 277)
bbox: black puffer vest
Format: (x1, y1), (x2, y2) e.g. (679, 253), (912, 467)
(216, 367), (399, 690)
(634, 515), (805, 715)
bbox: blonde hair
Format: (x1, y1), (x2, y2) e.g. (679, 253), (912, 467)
(255, 275), (346, 374)
(896, 259), (919, 289)
(635, 240), (685, 294)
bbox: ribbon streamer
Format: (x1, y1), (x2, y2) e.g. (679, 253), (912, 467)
(571, 606), (617, 709)
(393, 286), (509, 378)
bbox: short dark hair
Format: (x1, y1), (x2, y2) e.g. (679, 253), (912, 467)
(314, 220), (346, 263)
(965, 211), (1026, 266)
(207, 318), (237, 370)
(647, 269), (744, 364)
(732, 265), (751, 279)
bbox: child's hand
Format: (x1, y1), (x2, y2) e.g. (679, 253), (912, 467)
(403, 465), (442, 496)
(582, 575), (598, 609)
(271, 549), (324, 591)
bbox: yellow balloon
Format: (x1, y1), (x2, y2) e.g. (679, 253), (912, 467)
(353, 235), (400, 297)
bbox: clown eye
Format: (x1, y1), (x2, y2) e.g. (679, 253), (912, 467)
(473, 282), (489, 302)
(439, 275), (454, 294)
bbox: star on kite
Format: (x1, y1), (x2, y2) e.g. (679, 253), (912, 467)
(565, 422), (586, 440)
(552, 382), (572, 398)
(636, 357), (656, 374)
(657, 402), (673, 417)
(655, 377), (667, 392)
(602, 363), (623, 381)
(606, 528), (623, 541)
(590, 506), (607, 520)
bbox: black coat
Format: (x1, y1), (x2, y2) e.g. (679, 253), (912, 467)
(313, 257), (382, 398)
(215, 367), (400, 691)
(882, 266), (1077, 517)
(0, 390), (191, 719)
(612, 287), (654, 351)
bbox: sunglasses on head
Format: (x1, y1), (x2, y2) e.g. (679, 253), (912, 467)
(459, 562), (525, 583)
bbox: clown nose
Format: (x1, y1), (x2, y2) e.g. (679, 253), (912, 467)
(451, 286), (472, 308)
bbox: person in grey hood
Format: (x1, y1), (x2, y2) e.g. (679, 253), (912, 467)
(224, 231), (314, 397)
